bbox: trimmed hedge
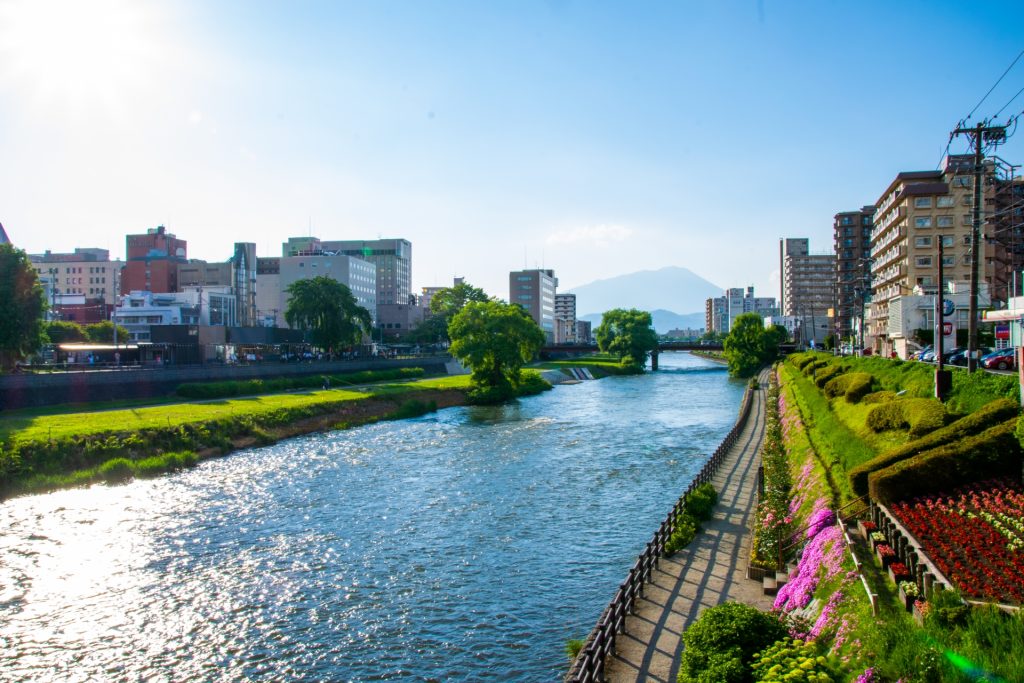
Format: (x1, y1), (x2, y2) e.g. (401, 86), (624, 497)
(813, 365), (843, 388)
(850, 398), (1020, 496)
(865, 398), (946, 437)
(822, 372), (873, 402)
(176, 367), (427, 399)
(868, 418), (1023, 503)
(862, 390), (897, 404)
(677, 602), (788, 683)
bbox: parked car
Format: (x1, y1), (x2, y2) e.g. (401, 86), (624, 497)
(920, 348), (937, 363)
(914, 345), (933, 361)
(981, 347), (1017, 371)
(947, 347), (993, 367)
(940, 347), (964, 364)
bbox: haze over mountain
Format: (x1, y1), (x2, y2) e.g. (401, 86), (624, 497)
(566, 266), (722, 328)
(580, 309), (707, 335)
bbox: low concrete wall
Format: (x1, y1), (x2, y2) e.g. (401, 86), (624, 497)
(0, 357), (451, 410)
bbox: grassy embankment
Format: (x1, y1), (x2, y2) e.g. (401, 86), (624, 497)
(535, 352), (643, 377)
(0, 372), (494, 497)
(738, 352), (1023, 682)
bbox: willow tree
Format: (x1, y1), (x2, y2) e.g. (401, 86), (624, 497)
(285, 276), (372, 353)
(595, 308), (659, 371)
(448, 300), (545, 396)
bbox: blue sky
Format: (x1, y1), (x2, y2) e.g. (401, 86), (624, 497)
(2, 0), (1023, 312)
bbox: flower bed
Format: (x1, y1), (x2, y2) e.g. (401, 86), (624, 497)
(889, 478), (1024, 604)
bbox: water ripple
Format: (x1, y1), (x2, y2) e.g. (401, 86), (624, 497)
(0, 353), (742, 682)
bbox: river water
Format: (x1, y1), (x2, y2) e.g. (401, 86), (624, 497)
(0, 352), (743, 682)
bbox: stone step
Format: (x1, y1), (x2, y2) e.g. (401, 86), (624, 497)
(775, 572), (789, 586)
(762, 576), (778, 596)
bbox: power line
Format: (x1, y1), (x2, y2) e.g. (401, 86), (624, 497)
(965, 47), (1024, 121)
(994, 84), (1024, 118)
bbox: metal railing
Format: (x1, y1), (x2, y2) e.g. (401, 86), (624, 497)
(566, 376), (758, 683)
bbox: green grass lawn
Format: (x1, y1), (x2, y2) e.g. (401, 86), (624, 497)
(0, 374), (473, 444)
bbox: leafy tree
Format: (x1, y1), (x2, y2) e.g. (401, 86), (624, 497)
(723, 313), (786, 378)
(85, 321), (130, 343)
(448, 300), (545, 399)
(678, 602), (787, 683)
(412, 281), (491, 344)
(284, 276), (372, 353)
(45, 320), (87, 344)
(0, 244), (48, 371)
(595, 308), (659, 371)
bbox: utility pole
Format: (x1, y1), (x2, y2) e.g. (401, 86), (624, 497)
(952, 122), (1007, 372)
(936, 236), (950, 400)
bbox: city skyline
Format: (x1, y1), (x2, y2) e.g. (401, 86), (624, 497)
(2, 1), (1023, 302)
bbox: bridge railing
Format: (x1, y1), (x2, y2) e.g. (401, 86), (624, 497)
(565, 376), (757, 683)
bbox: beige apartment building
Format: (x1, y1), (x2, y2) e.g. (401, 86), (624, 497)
(30, 248), (122, 305)
(867, 155), (999, 356)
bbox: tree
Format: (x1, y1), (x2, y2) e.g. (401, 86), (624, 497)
(448, 300), (545, 396)
(595, 308), (659, 371)
(85, 321), (130, 343)
(723, 313), (786, 378)
(412, 281), (491, 344)
(44, 320), (87, 344)
(0, 244), (47, 371)
(284, 276), (372, 353)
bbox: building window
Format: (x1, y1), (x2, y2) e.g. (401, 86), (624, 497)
(937, 196), (954, 208)
(915, 256), (933, 267)
(942, 256), (955, 266)
(953, 176), (971, 188)
(914, 197), (933, 209)
(936, 215), (954, 227)
(941, 235), (955, 247)
(915, 217), (932, 228)
(914, 236), (932, 247)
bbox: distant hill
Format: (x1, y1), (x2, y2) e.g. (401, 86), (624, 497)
(567, 266), (721, 334)
(580, 309), (706, 335)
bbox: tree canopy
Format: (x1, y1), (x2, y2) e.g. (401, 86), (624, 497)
(0, 244), (47, 371)
(595, 308), (659, 371)
(284, 276), (372, 353)
(410, 281), (491, 344)
(723, 313), (786, 378)
(448, 300), (545, 397)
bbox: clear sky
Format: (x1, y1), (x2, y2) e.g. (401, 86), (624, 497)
(2, 0), (1023, 309)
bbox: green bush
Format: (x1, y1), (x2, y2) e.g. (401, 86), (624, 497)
(751, 637), (841, 683)
(98, 457), (134, 483)
(865, 398), (945, 437)
(822, 372), (873, 402)
(948, 367), (1020, 414)
(868, 418), (1024, 503)
(685, 482), (718, 520)
(678, 602), (787, 683)
(565, 638), (584, 661)
(664, 513), (699, 556)
(803, 360), (829, 377)
(813, 365), (843, 388)
(862, 390), (897, 404)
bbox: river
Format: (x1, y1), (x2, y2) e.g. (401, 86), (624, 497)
(0, 352), (743, 682)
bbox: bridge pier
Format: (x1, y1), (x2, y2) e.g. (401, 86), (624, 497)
(651, 350), (659, 371)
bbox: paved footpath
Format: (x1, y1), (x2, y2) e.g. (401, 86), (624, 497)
(604, 369), (774, 683)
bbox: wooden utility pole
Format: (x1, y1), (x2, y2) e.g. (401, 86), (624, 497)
(952, 122), (1007, 372)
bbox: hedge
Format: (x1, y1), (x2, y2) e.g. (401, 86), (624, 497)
(850, 398), (1020, 496)
(176, 367), (426, 399)
(813, 365), (843, 388)
(822, 372), (873, 403)
(862, 390), (897, 404)
(867, 418), (1024, 503)
(865, 398), (946, 437)
(677, 602), (787, 683)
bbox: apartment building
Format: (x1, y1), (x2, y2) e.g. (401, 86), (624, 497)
(121, 225), (187, 294)
(868, 155), (999, 356)
(726, 287), (776, 331)
(705, 296), (727, 334)
(30, 248), (122, 322)
(780, 238), (836, 346)
(833, 207), (875, 341)
(509, 269), (557, 341)
(554, 293), (577, 344)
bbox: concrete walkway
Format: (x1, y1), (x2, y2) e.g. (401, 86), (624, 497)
(604, 369), (774, 683)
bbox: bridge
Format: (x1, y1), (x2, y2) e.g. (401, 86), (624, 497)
(539, 342), (724, 370)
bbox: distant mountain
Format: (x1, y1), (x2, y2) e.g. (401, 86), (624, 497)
(580, 309), (706, 335)
(567, 266), (722, 322)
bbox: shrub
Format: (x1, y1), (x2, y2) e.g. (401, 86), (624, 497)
(565, 638), (584, 661)
(664, 513), (699, 556)
(822, 372), (873, 402)
(865, 398), (945, 437)
(98, 457), (134, 483)
(516, 370), (553, 397)
(803, 360), (829, 377)
(862, 390), (897, 404)
(685, 482), (718, 520)
(813, 365), (843, 388)
(176, 367), (427, 399)
(868, 418), (1023, 503)
(751, 637), (841, 683)
(678, 602), (787, 683)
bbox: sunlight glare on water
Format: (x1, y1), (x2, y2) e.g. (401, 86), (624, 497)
(0, 353), (743, 681)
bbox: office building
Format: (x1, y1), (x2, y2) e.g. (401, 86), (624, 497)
(121, 225), (187, 294)
(833, 207), (875, 341)
(319, 238), (412, 306)
(509, 269), (558, 341)
(30, 248), (122, 322)
(554, 293), (577, 344)
(780, 238), (836, 346)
